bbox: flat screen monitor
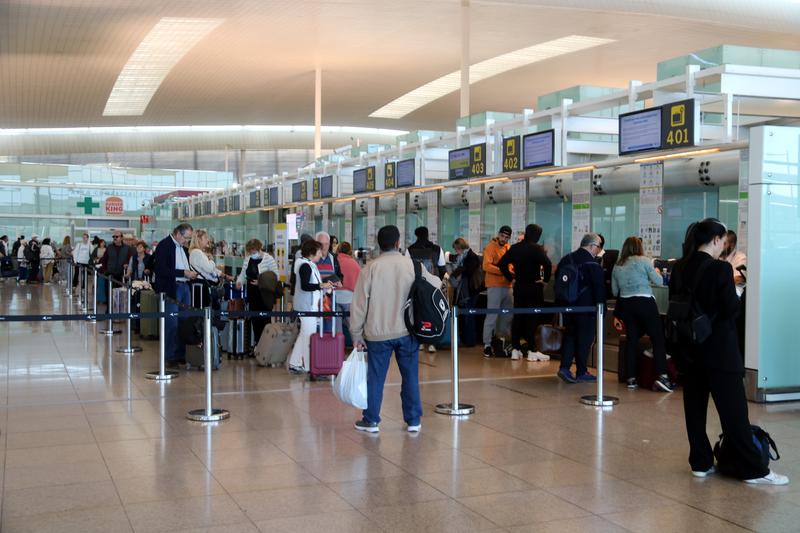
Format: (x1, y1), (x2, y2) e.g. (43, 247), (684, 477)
(352, 166), (375, 194)
(268, 187), (279, 206)
(522, 130), (555, 169)
(291, 182), (304, 202)
(619, 107), (662, 155)
(193, 204), (201, 217)
(320, 175), (333, 198)
(203, 201), (211, 215)
(397, 159), (415, 187)
(448, 147), (471, 179)
(249, 190), (261, 208)
(217, 198), (226, 213)
(229, 195), (240, 211)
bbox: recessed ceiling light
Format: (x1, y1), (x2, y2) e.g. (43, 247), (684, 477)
(103, 17), (224, 116)
(369, 35), (615, 119)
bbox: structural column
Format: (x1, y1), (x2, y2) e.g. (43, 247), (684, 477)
(460, 0), (470, 119)
(315, 67), (322, 159)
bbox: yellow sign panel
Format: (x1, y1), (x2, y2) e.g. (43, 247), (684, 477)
(473, 145), (482, 162)
(670, 104), (685, 128)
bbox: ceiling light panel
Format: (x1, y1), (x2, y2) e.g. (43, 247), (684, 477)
(103, 17), (224, 116)
(370, 35), (615, 119)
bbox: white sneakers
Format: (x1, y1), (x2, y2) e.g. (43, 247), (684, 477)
(527, 351), (550, 362)
(407, 424), (421, 433)
(744, 470), (790, 486)
(511, 349), (523, 360)
(692, 465), (716, 478)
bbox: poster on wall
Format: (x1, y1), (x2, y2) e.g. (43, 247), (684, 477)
(344, 202), (353, 244)
(511, 179), (528, 236)
(426, 190), (439, 244)
(105, 196), (124, 215)
(274, 223), (288, 282)
(572, 170), (593, 250)
(366, 198), (376, 251)
(396, 193), (407, 249)
(286, 213), (298, 240)
(738, 150), (749, 252)
(468, 185), (482, 251)
(639, 162), (664, 257)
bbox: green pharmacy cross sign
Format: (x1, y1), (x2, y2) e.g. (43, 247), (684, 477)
(77, 196), (100, 214)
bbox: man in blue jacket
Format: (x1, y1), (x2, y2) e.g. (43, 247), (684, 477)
(555, 233), (606, 383)
(153, 223), (197, 364)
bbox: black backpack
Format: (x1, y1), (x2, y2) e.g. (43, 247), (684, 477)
(23, 242), (37, 262)
(666, 259), (714, 345)
(404, 260), (450, 342)
(554, 253), (585, 304)
(714, 425), (779, 478)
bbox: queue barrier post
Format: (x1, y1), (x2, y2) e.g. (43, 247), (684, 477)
(117, 285), (142, 354)
(99, 276), (121, 336)
(65, 261), (73, 298)
(89, 268), (98, 323)
(435, 306), (475, 416)
(187, 306), (230, 422)
(579, 303), (619, 407)
(81, 266), (88, 311)
(145, 292), (179, 381)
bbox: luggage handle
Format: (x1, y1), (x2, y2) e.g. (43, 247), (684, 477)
(317, 289), (336, 337)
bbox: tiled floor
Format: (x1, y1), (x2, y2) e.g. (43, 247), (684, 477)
(0, 281), (799, 532)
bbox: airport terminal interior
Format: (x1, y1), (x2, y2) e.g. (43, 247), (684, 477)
(4, 1), (800, 531)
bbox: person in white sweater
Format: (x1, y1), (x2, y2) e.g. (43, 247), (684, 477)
(39, 238), (56, 284)
(188, 230), (224, 283)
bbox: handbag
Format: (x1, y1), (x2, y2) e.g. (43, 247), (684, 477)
(536, 317), (565, 355)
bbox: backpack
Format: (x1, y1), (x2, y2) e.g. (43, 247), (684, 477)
(713, 425), (779, 478)
(408, 245), (440, 276)
(23, 242), (37, 262)
(666, 259), (714, 345)
(554, 253), (585, 304)
(404, 260), (450, 341)
(470, 256), (486, 293)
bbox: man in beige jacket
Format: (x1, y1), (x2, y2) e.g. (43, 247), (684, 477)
(350, 225), (440, 434)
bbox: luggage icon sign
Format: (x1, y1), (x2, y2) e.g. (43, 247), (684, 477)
(671, 104), (685, 127)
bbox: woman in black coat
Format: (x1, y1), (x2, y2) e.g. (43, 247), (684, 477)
(670, 219), (787, 485)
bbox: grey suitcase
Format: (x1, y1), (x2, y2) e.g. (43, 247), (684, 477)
(186, 327), (221, 370)
(255, 321), (299, 367)
(224, 318), (250, 359)
(138, 290), (159, 339)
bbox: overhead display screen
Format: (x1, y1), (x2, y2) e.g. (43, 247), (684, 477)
(448, 143), (486, 179)
(217, 198), (227, 213)
(503, 136), (521, 172)
(268, 187), (279, 206)
(291, 181), (307, 203)
(353, 166), (376, 194)
(194, 204), (202, 217)
(320, 175), (334, 198)
(396, 159), (415, 187)
(249, 190), (261, 209)
(182, 204), (190, 219)
(203, 201), (211, 215)
(229, 195), (240, 212)
(619, 107), (662, 155)
(522, 130), (555, 169)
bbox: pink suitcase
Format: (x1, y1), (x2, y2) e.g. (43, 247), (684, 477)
(310, 290), (344, 380)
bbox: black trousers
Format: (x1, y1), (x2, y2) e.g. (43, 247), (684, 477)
(618, 296), (667, 377)
(247, 287), (274, 345)
(512, 285), (544, 350)
(682, 363), (768, 479)
(560, 312), (596, 376)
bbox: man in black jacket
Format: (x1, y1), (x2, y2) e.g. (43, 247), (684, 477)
(555, 233), (605, 383)
(407, 226), (446, 279)
(498, 224), (552, 362)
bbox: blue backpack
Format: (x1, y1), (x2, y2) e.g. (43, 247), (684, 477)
(554, 253), (585, 304)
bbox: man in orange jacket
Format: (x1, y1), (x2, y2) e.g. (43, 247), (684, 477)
(482, 225), (513, 357)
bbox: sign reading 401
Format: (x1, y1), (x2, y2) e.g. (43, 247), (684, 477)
(661, 99), (696, 149)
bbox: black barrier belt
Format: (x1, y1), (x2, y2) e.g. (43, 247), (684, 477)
(462, 305), (597, 315)
(0, 309), (347, 323)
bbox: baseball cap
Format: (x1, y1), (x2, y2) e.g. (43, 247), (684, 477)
(498, 226), (512, 237)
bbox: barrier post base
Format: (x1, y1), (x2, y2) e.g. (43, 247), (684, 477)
(145, 370), (179, 381)
(117, 346), (143, 354)
(580, 394), (619, 407)
(435, 402), (475, 416)
(187, 408), (230, 422)
(99, 328), (121, 336)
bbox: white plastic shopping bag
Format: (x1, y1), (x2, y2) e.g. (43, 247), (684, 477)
(333, 349), (368, 409)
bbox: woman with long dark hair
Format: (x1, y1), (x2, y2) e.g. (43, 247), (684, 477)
(611, 236), (670, 391)
(670, 218), (788, 485)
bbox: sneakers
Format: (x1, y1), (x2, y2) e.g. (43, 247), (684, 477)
(354, 419), (380, 433)
(557, 369), (578, 384)
(577, 372), (597, 382)
(511, 349), (523, 360)
(427, 345), (437, 354)
(483, 345), (494, 358)
(627, 377), (638, 390)
(407, 423), (421, 433)
(527, 351), (550, 362)
(288, 365), (306, 375)
(654, 375), (674, 393)
(692, 465), (716, 478)
(744, 470), (790, 486)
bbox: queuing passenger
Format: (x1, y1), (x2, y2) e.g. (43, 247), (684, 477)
(60, 236), (72, 266)
(101, 230), (132, 285)
(25, 236), (41, 283)
(407, 226), (447, 354)
(350, 225), (441, 433)
(451, 237), (481, 347)
(189, 230), (224, 283)
(153, 223), (197, 365)
(670, 219), (788, 485)
(315, 232), (344, 285)
(0, 235), (8, 258)
(330, 235), (339, 254)
(16, 239), (27, 283)
(11, 235), (24, 272)
(482, 225), (513, 358)
(237, 238), (280, 344)
(40, 238), (55, 284)
(611, 236), (671, 392)
(287, 239), (333, 374)
(72, 233), (92, 288)
(91, 239), (106, 266)
(289, 233), (313, 296)
(335, 242), (361, 343)
(721, 230), (746, 296)
(555, 233), (605, 383)
(498, 224), (552, 362)
(126, 241), (151, 282)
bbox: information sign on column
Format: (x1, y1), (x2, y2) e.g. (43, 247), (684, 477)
(321, 202), (329, 234)
(511, 179), (528, 236)
(274, 223), (288, 282)
(738, 150), (749, 252)
(344, 202), (353, 244)
(639, 162), (664, 257)
(366, 198), (376, 252)
(468, 185), (482, 251)
(426, 190), (439, 245)
(572, 170), (593, 250)
(396, 193), (407, 249)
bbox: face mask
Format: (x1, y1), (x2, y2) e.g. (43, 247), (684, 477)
(251, 252), (261, 259)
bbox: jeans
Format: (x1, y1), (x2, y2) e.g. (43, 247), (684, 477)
(165, 283), (190, 362)
(482, 286), (513, 345)
(363, 335), (421, 426)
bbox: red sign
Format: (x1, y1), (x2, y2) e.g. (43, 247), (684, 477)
(105, 196), (124, 215)
(139, 215), (152, 224)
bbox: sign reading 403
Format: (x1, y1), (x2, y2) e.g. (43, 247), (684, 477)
(448, 142), (487, 180)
